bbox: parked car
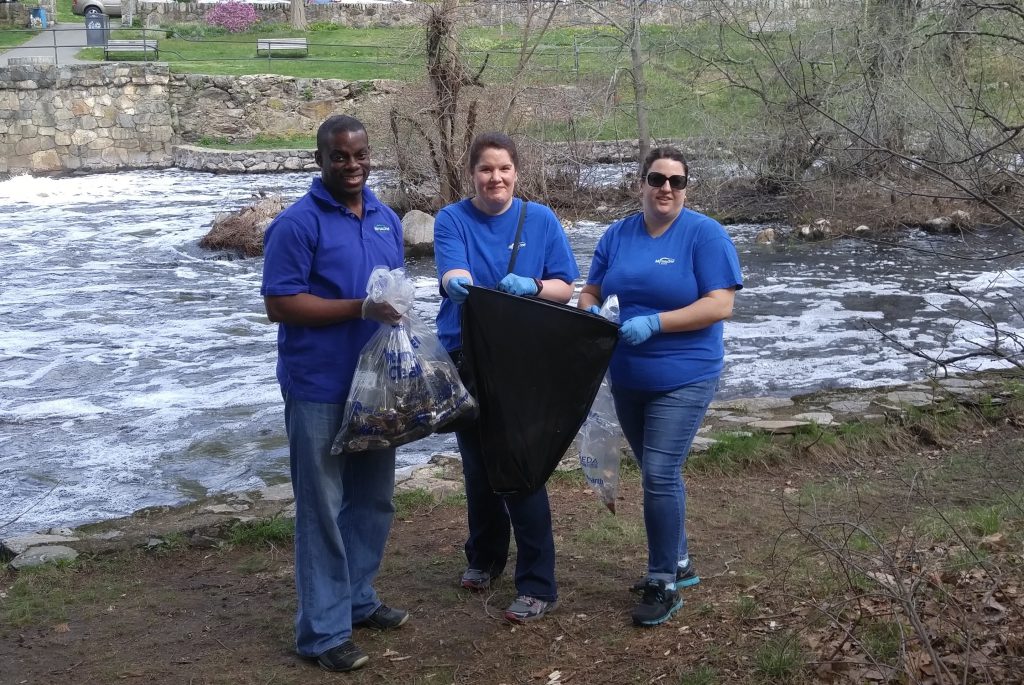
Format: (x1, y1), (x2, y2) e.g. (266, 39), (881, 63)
(72, 0), (122, 17)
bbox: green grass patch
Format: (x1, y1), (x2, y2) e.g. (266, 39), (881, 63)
(572, 514), (645, 549)
(439, 491), (467, 507)
(754, 633), (805, 683)
(194, 132), (316, 149)
(735, 594), (758, 619)
(548, 467), (587, 486)
(393, 488), (436, 518)
(679, 664), (718, 685)
(860, 620), (902, 664)
(688, 432), (778, 473)
(54, 0), (81, 24)
(1, 558), (129, 627)
(228, 516), (295, 547)
(0, 28), (39, 49)
(915, 497), (1021, 544)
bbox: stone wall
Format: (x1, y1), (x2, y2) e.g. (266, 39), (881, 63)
(0, 63), (391, 175)
(0, 62), (175, 175)
(0, 2), (31, 28)
(168, 73), (398, 143)
(139, 0), (424, 28)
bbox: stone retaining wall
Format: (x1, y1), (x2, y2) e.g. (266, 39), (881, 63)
(0, 63), (390, 175)
(138, 0), (695, 29)
(168, 73), (398, 144)
(0, 2), (31, 28)
(0, 62), (175, 175)
(140, 0), (425, 28)
(173, 139), (638, 174)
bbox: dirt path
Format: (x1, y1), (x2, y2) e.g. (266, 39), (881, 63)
(3, 401), (1023, 684)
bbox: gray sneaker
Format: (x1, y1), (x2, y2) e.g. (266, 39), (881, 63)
(504, 595), (557, 624)
(460, 568), (491, 591)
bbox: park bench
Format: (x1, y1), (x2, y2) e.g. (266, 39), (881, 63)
(256, 38), (309, 57)
(104, 39), (159, 60)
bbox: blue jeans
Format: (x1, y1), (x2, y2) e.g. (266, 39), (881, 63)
(284, 395), (397, 657)
(612, 377), (718, 585)
(457, 429), (557, 601)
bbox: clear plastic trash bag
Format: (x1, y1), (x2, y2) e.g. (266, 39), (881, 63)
(332, 268), (476, 453)
(578, 295), (622, 513)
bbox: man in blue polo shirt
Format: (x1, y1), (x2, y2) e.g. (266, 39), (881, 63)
(261, 115), (406, 673)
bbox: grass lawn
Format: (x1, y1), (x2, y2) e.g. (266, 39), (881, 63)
(54, 0), (81, 25)
(0, 28), (39, 49)
(88, 20), (765, 143)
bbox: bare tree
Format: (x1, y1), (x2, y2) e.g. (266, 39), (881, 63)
(575, 0), (652, 168)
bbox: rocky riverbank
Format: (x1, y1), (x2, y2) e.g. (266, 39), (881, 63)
(4, 374), (1015, 571)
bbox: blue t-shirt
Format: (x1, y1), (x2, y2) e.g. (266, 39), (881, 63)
(586, 208), (743, 391)
(434, 197), (580, 352)
(261, 177), (403, 403)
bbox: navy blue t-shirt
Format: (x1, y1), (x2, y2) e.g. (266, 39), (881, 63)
(433, 197), (580, 352)
(261, 178), (403, 403)
(586, 208), (743, 391)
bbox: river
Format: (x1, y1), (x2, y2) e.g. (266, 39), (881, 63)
(1, 168), (1022, 536)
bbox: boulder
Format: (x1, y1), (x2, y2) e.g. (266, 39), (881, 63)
(10, 545), (79, 570)
(796, 218), (832, 241)
(2, 533), (80, 557)
(402, 210), (435, 257)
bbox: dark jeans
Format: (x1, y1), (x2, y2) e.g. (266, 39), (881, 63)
(457, 428), (557, 601)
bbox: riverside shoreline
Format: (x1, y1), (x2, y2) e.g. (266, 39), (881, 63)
(3, 373), (1016, 570)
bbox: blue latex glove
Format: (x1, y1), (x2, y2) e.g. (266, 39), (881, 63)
(586, 305), (601, 315)
(620, 314), (661, 345)
(445, 276), (471, 305)
(496, 273), (539, 297)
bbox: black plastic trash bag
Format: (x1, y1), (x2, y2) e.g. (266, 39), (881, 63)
(460, 285), (619, 495)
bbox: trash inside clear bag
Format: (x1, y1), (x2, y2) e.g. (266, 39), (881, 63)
(578, 295), (622, 513)
(332, 268), (476, 453)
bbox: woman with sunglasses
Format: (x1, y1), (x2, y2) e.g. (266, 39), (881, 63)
(578, 146), (743, 627)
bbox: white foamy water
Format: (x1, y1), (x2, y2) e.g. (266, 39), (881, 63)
(1, 169), (1022, 535)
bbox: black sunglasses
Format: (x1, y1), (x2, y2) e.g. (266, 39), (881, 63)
(645, 171), (688, 190)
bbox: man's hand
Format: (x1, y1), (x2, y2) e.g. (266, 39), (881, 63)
(361, 299), (403, 325)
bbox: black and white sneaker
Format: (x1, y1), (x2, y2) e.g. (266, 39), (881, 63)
(355, 604), (409, 630)
(631, 579), (683, 627)
(316, 640), (369, 672)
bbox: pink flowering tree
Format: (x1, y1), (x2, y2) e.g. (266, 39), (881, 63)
(206, 1), (259, 33)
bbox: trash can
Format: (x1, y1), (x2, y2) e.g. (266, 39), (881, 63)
(30, 7), (48, 29)
(85, 12), (109, 46)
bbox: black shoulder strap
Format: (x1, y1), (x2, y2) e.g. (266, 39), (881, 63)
(505, 199), (528, 275)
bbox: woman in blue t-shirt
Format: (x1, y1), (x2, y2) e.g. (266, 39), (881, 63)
(578, 146), (743, 627)
(434, 132), (580, 624)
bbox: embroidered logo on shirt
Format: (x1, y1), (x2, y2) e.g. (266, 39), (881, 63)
(507, 241), (527, 250)
(654, 257), (676, 265)
(373, 223), (392, 233)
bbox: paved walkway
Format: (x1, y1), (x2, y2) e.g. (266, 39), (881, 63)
(0, 23), (89, 66)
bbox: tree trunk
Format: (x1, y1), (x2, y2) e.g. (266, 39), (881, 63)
(290, 0), (307, 32)
(629, 5), (650, 172)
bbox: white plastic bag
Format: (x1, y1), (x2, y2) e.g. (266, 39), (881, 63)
(579, 295), (622, 513)
(332, 268), (476, 453)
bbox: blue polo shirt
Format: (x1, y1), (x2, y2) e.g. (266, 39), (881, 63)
(586, 208), (743, 391)
(261, 177), (403, 403)
(434, 197), (580, 352)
